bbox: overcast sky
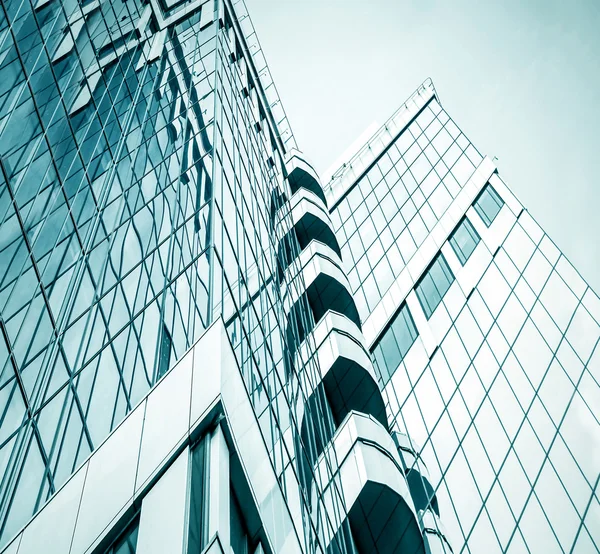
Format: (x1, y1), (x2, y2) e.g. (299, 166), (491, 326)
(247, 0), (600, 293)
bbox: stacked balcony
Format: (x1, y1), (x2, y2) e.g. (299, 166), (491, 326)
(393, 432), (453, 553)
(273, 149), (431, 554)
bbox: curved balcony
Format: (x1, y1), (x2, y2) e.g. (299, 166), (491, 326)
(285, 149), (328, 205)
(278, 211), (340, 259)
(420, 509), (452, 554)
(275, 189), (341, 270)
(283, 244), (361, 332)
(311, 412), (425, 554)
(393, 432), (439, 516)
(294, 314), (387, 490)
(283, 186), (330, 218)
(275, 203), (342, 282)
(296, 310), (368, 362)
(284, 241), (344, 290)
(296, 312), (386, 429)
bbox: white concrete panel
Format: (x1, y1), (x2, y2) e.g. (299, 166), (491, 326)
(441, 242), (462, 281)
(18, 463), (88, 554)
(190, 323), (223, 428)
(136, 449), (190, 554)
(136, 347), (193, 491)
(70, 403), (145, 554)
(0, 535), (21, 554)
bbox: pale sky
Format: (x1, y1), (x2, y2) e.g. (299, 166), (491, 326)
(248, 0), (600, 293)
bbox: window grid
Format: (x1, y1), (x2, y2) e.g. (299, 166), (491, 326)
(366, 208), (600, 554)
(331, 99), (483, 320)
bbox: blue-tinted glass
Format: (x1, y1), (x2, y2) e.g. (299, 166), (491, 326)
(376, 329), (401, 382)
(373, 303), (418, 385)
(449, 217), (480, 265)
(415, 254), (455, 319)
(393, 306), (418, 358)
(110, 518), (139, 554)
(157, 324), (172, 380)
(473, 183), (504, 227)
(416, 274), (440, 317)
(188, 439), (208, 553)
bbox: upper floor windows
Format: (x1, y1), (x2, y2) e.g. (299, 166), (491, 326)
(372, 302), (418, 385)
(415, 253), (455, 319)
(449, 217), (480, 265)
(473, 183), (504, 227)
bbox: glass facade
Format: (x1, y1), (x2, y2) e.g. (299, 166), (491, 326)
(327, 83), (600, 553)
(0, 0), (217, 540)
(0, 1), (599, 553)
(104, 519), (139, 554)
(330, 93), (483, 321)
(0, 0), (344, 550)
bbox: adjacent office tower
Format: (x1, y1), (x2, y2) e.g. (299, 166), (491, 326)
(0, 1), (598, 554)
(324, 80), (600, 553)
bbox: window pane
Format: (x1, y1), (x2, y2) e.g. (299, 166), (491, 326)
(110, 518), (139, 554)
(394, 306), (419, 358)
(157, 323), (173, 380)
(372, 303), (419, 385)
(449, 217), (481, 265)
(416, 254), (455, 319)
(378, 330), (402, 382)
(473, 184), (504, 227)
(188, 438), (208, 553)
(230, 490), (249, 554)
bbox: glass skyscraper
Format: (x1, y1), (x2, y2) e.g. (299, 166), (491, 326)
(325, 80), (600, 553)
(0, 1), (598, 553)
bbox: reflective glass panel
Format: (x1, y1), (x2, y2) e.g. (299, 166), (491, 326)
(415, 253), (455, 319)
(108, 518), (139, 554)
(372, 303), (418, 384)
(473, 184), (504, 227)
(449, 217), (480, 265)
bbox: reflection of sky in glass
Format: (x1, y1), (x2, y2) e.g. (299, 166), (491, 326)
(329, 97), (600, 551)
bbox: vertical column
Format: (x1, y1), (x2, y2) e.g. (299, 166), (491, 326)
(207, 424), (230, 548)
